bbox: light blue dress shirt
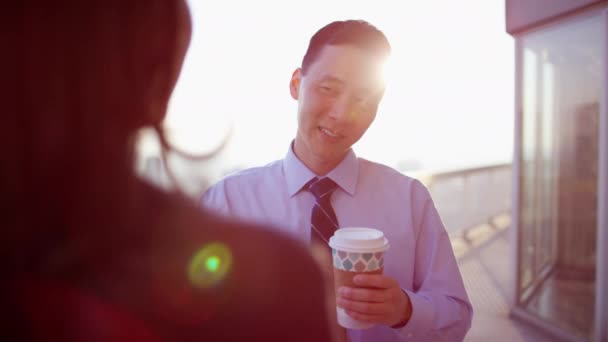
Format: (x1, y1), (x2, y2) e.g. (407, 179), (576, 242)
(201, 144), (473, 341)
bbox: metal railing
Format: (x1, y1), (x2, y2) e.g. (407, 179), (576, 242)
(408, 163), (512, 240)
(137, 149), (512, 240)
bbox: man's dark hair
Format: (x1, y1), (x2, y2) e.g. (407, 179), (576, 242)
(301, 19), (391, 75)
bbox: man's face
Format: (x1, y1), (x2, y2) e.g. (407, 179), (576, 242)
(290, 44), (385, 174)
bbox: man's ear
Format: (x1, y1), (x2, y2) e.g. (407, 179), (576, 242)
(289, 68), (302, 100)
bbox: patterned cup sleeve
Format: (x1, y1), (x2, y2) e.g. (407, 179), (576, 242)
(332, 249), (384, 272)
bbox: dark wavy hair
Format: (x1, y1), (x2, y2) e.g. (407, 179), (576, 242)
(3, 0), (190, 272)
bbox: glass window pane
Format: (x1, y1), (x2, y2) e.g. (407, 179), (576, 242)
(517, 12), (603, 340)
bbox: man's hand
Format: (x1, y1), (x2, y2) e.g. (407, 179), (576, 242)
(336, 274), (412, 328)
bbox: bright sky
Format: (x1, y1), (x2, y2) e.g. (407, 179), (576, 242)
(164, 0), (514, 172)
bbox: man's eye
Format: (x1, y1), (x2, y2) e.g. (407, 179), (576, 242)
(320, 86), (332, 92)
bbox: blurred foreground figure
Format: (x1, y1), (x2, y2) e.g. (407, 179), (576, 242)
(2, 1), (332, 341)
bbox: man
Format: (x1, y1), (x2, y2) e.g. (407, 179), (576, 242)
(202, 20), (472, 341)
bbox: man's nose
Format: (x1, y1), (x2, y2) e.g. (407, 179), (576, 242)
(328, 96), (355, 122)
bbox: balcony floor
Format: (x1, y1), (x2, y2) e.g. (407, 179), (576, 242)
(456, 216), (559, 342)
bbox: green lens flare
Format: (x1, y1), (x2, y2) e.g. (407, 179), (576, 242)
(188, 242), (232, 288)
(206, 256), (220, 272)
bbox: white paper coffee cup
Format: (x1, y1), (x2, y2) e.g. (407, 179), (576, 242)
(329, 227), (389, 330)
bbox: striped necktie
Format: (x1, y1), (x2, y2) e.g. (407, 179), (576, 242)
(306, 177), (339, 246)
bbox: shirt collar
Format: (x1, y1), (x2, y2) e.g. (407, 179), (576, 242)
(283, 141), (359, 197)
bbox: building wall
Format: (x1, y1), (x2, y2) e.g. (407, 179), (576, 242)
(507, 3), (606, 340)
(506, 0), (606, 34)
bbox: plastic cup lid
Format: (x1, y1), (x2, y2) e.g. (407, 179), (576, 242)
(329, 227), (389, 253)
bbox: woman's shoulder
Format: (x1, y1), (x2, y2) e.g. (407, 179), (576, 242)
(131, 183), (332, 341)
(141, 181), (312, 261)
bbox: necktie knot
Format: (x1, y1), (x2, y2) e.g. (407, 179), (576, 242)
(306, 177), (339, 200)
(306, 177), (339, 246)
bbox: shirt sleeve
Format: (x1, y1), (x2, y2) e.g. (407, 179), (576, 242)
(200, 180), (232, 216)
(392, 180), (473, 341)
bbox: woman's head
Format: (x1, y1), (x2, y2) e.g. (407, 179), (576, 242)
(3, 0), (192, 257)
(7, 0), (192, 187)
(19, 0), (191, 141)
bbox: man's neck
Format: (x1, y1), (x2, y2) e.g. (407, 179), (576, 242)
(307, 158), (341, 176)
(291, 141), (347, 176)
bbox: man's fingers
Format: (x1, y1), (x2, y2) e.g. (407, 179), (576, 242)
(353, 274), (398, 289)
(343, 309), (386, 323)
(337, 297), (387, 315)
(338, 286), (386, 302)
